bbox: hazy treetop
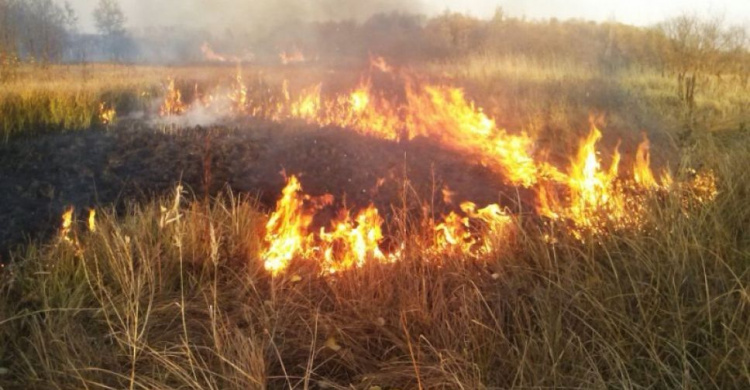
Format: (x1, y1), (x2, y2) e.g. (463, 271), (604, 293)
(65, 0), (749, 33)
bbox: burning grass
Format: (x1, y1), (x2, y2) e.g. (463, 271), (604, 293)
(0, 57), (748, 388)
(0, 138), (748, 388)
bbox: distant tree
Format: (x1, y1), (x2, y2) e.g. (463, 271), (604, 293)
(63, 1), (78, 32)
(0, 0), (73, 65)
(93, 0), (128, 60)
(425, 12), (483, 56)
(93, 0), (125, 37)
(659, 14), (747, 109)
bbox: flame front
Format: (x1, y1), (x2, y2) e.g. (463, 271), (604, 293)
(154, 66), (719, 271)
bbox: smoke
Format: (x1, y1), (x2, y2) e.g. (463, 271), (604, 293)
(115, 0), (425, 33)
(68, 0), (428, 62)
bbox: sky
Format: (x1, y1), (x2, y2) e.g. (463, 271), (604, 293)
(68, 0), (750, 33)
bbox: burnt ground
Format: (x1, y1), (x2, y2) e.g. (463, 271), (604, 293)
(0, 119), (530, 261)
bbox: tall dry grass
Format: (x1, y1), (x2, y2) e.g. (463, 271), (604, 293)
(0, 63), (365, 141)
(1, 130), (747, 388)
(0, 57), (747, 389)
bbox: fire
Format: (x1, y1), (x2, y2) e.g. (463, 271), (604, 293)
(463, 203), (512, 237)
(160, 78), (186, 117)
(88, 209), (96, 233)
(290, 84), (322, 121)
(200, 42), (254, 63)
(434, 202), (513, 255)
(261, 176), (390, 274)
(61, 206), (74, 240)
(434, 211), (473, 254)
(336, 81), (401, 140)
(201, 42), (228, 62)
(320, 205), (387, 273)
(152, 70), (719, 258)
(229, 68), (248, 113)
(404, 84), (548, 187)
(98, 103), (116, 125)
(536, 125), (627, 234)
(261, 176), (513, 274)
(370, 55), (393, 73)
(634, 132), (658, 188)
(280, 47), (307, 65)
(262, 176), (313, 275)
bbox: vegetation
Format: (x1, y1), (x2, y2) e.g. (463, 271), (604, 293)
(0, 128), (747, 389)
(0, 7), (747, 389)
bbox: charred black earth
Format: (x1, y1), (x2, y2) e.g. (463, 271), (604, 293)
(0, 119), (532, 261)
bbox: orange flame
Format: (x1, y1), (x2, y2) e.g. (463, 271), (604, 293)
(434, 202), (513, 256)
(229, 68), (248, 113)
(280, 47), (307, 65)
(370, 55), (393, 73)
(88, 209), (96, 233)
(262, 176), (313, 275)
(434, 211), (473, 254)
(634, 132), (658, 188)
(160, 78), (186, 117)
(404, 84), (551, 187)
(320, 205), (386, 273)
(201, 42), (228, 62)
(61, 206), (74, 239)
(99, 103), (116, 125)
(154, 73), (718, 248)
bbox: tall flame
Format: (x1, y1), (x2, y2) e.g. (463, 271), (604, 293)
(61, 206), (74, 240)
(262, 176), (313, 275)
(88, 209), (96, 233)
(160, 78), (186, 117)
(634, 132), (658, 188)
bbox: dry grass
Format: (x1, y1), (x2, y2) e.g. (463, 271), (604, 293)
(0, 131), (748, 388)
(0, 58), (748, 389)
(0, 63), (358, 141)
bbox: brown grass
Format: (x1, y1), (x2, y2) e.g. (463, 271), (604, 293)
(0, 58), (748, 389)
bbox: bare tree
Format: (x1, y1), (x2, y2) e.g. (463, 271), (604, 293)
(659, 14), (748, 110)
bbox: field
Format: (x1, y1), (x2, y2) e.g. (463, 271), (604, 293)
(0, 56), (748, 389)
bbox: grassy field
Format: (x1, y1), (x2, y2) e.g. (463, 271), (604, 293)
(0, 57), (748, 389)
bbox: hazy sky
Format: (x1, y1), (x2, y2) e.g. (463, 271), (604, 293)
(68, 0), (749, 33)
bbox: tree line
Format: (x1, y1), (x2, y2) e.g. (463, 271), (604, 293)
(0, 1), (747, 81)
